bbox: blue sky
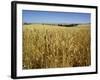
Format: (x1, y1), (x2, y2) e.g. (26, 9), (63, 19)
(22, 10), (91, 24)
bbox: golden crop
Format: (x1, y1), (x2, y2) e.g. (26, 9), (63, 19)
(22, 24), (91, 69)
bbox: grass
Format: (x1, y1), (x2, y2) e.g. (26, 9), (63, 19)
(22, 24), (91, 69)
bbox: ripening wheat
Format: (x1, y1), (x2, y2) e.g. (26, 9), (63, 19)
(23, 24), (91, 69)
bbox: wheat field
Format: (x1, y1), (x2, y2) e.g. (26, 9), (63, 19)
(22, 24), (91, 69)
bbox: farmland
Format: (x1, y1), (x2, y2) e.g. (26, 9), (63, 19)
(22, 24), (91, 69)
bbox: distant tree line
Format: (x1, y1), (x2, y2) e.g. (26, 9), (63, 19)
(23, 23), (32, 25)
(42, 23), (79, 27)
(23, 23), (79, 27)
(57, 24), (78, 27)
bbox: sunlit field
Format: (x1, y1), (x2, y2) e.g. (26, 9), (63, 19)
(22, 24), (91, 69)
